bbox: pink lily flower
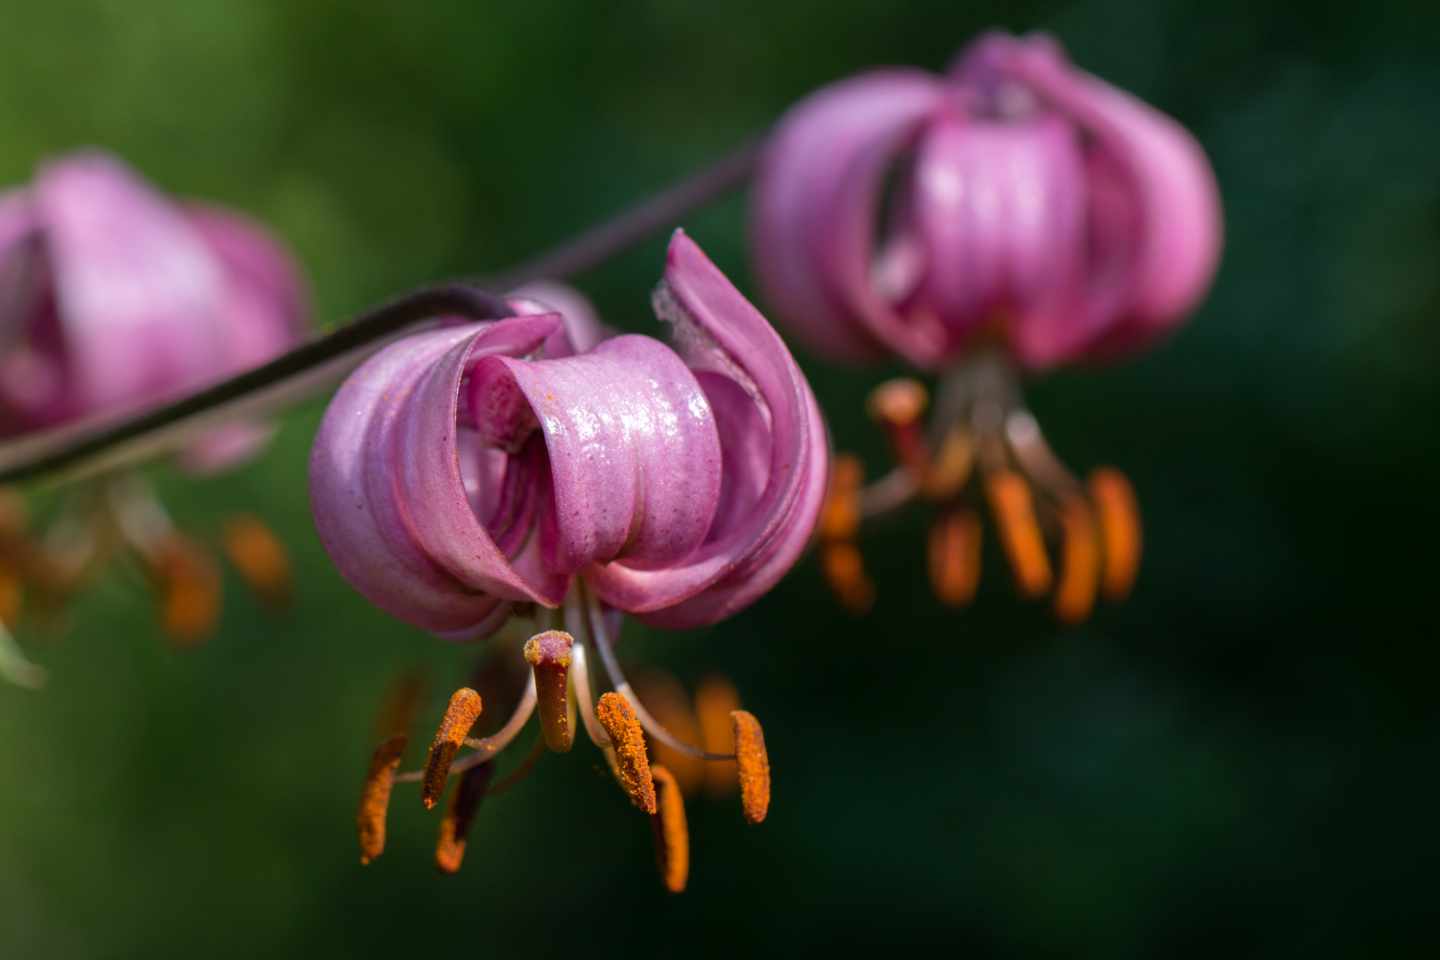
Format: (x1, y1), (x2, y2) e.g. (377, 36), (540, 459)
(311, 232), (825, 887)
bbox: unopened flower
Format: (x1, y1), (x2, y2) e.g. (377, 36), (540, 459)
(751, 31), (1221, 620)
(0, 152), (307, 664)
(312, 231), (825, 890)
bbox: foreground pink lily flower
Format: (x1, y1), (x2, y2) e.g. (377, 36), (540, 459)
(311, 231), (825, 891)
(752, 31), (1221, 621)
(0, 152), (306, 669)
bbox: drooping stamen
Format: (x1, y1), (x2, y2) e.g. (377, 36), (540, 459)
(595, 692), (657, 814)
(921, 424), (975, 501)
(421, 688), (484, 809)
(819, 541), (875, 614)
(730, 710), (771, 825)
(435, 761), (494, 875)
(649, 765), (690, 893)
(695, 676), (741, 798)
(395, 676), (537, 785)
(523, 630), (574, 753)
(357, 735), (407, 865)
(563, 593), (611, 749)
(220, 514), (292, 610)
(1053, 497), (1100, 624)
(150, 534), (221, 646)
(867, 378), (930, 479)
(633, 672), (707, 795)
(819, 454), (864, 542)
(928, 508), (981, 607)
(1089, 467), (1142, 601)
(985, 470), (1053, 597)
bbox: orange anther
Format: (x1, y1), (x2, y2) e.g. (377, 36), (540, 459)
(221, 515), (292, 609)
(596, 692), (656, 814)
(820, 541), (875, 614)
(1090, 468), (1142, 601)
(819, 455), (865, 542)
(1053, 497), (1100, 624)
(421, 688), (484, 809)
(523, 630), (574, 753)
(152, 535), (221, 646)
(357, 735), (407, 865)
(694, 676), (740, 798)
(731, 710), (771, 825)
(985, 471), (1053, 598)
(435, 762), (493, 874)
(649, 765), (690, 893)
(928, 508), (981, 607)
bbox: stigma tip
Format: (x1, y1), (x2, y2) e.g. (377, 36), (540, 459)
(524, 630), (575, 753)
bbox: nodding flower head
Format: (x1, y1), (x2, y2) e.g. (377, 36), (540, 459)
(751, 30), (1221, 370)
(0, 152), (307, 667)
(0, 150), (306, 471)
(311, 231), (825, 889)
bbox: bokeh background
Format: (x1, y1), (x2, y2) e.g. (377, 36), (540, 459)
(2, 1), (1436, 955)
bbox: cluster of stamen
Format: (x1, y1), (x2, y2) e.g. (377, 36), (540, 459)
(0, 479), (294, 683)
(355, 589), (771, 893)
(818, 353), (1142, 624)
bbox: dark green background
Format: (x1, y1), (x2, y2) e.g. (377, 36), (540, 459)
(1, 1), (1435, 955)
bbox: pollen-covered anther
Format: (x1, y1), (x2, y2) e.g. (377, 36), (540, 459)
(596, 692), (656, 813)
(523, 630), (574, 753)
(357, 735), (407, 865)
(1090, 467), (1142, 601)
(985, 470), (1053, 598)
(730, 710), (771, 825)
(421, 688), (484, 809)
(866, 378), (930, 478)
(220, 514), (293, 609)
(819, 541), (875, 614)
(649, 765), (690, 893)
(695, 676), (740, 797)
(928, 508), (981, 607)
(435, 762), (493, 874)
(1054, 496), (1100, 624)
(818, 454), (864, 542)
(151, 534), (221, 646)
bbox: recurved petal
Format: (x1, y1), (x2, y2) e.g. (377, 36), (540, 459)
(309, 316), (561, 635)
(32, 152), (231, 413)
(587, 231), (829, 627)
(506, 282), (612, 357)
(1004, 35), (1222, 362)
(751, 69), (947, 364)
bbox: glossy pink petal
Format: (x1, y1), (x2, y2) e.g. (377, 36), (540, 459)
(587, 231), (829, 627)
(751, 70), (948, 365)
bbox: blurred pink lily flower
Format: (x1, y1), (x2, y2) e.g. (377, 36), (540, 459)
(312, 232), (824, 887)
(752, 30), (1221, 370)
(753, 32), (1221, 623)
(0, 152), (307, 662)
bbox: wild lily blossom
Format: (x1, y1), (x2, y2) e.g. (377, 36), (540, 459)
(752, 30), (1221, 621)
(0, 152), (306, 675)
(311, 231), (825, 891)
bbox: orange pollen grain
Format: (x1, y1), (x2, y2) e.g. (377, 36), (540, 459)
(357, 735), (407, 865)
(819, 541), (875, 615)
(985, 471), (1053, 598)
(928, 508), (982, 607)
(819, 455), (865, 542)
(421, 688), (484, 809)
(1054, 497), (1101, 624)
(221, 515), (293, 609)
(435, 762), (492, 874)
(694, 676), (741, 799)
(1090, 467), (1142, 601)
(649, 765), (690, 893)
(523, 630), (574, 753)
(731, 710), (771, 825)
(596, 692), (657, 814)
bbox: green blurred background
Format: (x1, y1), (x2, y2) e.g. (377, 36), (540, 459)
(2, 0), (1436, 955)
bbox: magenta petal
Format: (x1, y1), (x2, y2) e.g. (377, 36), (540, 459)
(586, 231), (828, 627)
(479, 333), (722, 576)
(506, 282), (612, 357)
(1008, 40), (1222, 361)
(309, 316), (562, 635)
(751, 70), (948, 364)
(33, 152), (231, 412)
